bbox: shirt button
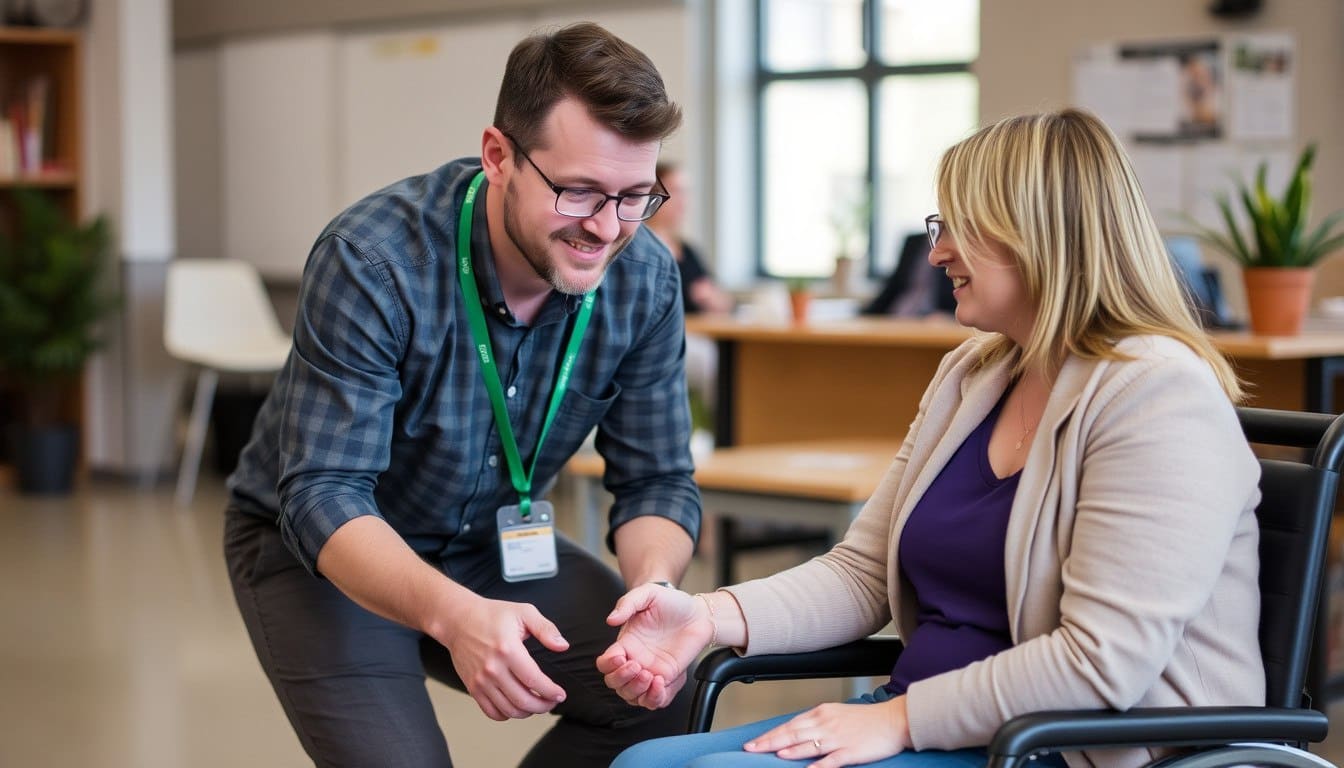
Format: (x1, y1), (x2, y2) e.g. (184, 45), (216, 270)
(461, 522), (472, 532)
(496, 306), (508, 316)
(506, 385), (517, 398)
(487, 455), (498, 467)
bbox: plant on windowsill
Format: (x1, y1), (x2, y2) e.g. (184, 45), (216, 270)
(0, 189), (116, 493)
(828, 186), (871, 296)
(1186, 144), (1344, 335)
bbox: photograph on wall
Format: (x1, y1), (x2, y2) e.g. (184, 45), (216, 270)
(1072, 38), (1224, 143)
(1118, 39), (1223, 142)
(1226, 32), (1295, 141)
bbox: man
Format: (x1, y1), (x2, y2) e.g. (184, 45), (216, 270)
(224, 22), (701, 767)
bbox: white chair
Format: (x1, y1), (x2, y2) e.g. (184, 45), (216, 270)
(164, 259), (291, 507)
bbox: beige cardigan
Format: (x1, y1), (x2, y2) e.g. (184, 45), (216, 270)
(725, 335), (1264, 768)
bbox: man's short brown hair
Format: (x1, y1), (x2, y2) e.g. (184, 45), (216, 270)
(494, 22), (683, 151)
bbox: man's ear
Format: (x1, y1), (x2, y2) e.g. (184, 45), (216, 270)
(481, 127), (511, 183)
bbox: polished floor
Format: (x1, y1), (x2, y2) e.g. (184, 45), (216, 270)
(4, 471), (1344, 767)
(0, 472), (842, 767)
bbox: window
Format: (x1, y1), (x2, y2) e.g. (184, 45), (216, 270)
(757, 0), (978, 278)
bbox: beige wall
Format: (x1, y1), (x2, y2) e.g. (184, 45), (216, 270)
(172, 0), (674, 45)
(979, 0), (1344, 298)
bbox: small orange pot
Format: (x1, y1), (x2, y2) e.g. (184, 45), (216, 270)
(788, 290), (811, 324)
(1242, 267), (1315, 336)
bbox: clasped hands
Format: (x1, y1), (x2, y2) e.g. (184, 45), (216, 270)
(440, 584), (911, 766)
(597, 584), (913, 767)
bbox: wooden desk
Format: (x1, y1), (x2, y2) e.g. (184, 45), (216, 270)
(564, 438), (901, 565)
(687, 316), (1344, 446)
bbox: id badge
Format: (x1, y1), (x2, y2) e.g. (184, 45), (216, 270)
(497, 501), (559, 582)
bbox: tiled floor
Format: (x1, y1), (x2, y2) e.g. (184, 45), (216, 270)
(2, 472), (1343, 767)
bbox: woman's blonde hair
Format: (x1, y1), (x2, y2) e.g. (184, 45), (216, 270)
(935, 108), (1243, 400)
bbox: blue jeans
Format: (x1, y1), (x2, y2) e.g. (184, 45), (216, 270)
(612, 687), (1068, 768)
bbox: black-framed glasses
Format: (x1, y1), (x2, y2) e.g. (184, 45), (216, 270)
(504, 134), (669, 222)
(925, 214), (945, 249)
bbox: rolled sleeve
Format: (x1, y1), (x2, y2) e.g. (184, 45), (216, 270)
(599, 252), (701, 551)
(276, 234), (407, 572)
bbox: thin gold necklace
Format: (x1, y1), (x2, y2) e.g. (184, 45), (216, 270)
(1015, 389), (1038, 452)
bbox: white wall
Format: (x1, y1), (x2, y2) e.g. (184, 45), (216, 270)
(179, 4), (695, 281)
(219, 32), (338, 280)
(85, 0), (180, 476)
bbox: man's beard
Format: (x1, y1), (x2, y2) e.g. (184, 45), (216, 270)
(502, 182), (631, 295)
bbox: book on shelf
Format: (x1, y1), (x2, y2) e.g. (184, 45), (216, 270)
(0, 75), (52, 179)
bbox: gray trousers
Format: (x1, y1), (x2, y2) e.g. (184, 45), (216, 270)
(225, 508), (691, 767)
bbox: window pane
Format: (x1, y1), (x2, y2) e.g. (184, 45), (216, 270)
(762, 79), (867, 277)
(878, 0), (978, 65)
(874, 73), (977, 274)
(763, 0), (864, 72)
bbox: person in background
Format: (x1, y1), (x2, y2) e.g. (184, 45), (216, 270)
(862, 231), (957, 318)
(223, 22), (701, 768)
(645, 160), (735, 316)
(598, 108), (1263, 768)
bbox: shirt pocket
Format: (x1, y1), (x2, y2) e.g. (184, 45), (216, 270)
(539, 383), (622, 478)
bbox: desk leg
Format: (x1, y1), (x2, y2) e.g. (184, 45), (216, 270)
(715, 339), (737, 447)
(570, 473), (604, 554)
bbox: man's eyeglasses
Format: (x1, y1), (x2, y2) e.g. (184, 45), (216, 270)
(925, 214), (945, 250)
(504, 134), (669, 222)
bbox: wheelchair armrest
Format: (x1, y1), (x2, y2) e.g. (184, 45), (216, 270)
(986, 706), (1330, 768)
(695, 636), (905, 685)
(688, 636), (903, 733)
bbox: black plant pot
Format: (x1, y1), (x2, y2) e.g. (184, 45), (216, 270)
(7, 423), (79, 494)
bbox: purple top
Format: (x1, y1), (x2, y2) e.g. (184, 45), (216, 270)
(887, 395), (1019, 695)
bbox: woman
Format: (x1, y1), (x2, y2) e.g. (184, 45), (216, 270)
(597, 109), (1263, 768)
(646, 160), (735, 316)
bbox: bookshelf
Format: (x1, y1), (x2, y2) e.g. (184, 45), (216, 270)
(0, 26), (83, 484)
(0, 26), (81, 216)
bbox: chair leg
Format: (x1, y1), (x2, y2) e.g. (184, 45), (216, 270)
(175, 368), (218, 508)
(717, 517), (736, 586)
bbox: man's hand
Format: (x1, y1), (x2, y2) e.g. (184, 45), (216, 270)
(597, 583), (713, 709)
(435, 594), (571, 721)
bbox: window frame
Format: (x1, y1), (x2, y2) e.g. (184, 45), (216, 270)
(754, 0), (975, 278)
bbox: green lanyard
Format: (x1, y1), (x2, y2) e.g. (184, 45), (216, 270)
(456, 171), (595, 519)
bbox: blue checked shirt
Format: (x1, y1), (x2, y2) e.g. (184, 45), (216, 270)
(227, 159), (701, 573)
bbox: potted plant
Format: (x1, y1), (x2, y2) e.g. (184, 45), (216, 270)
(827, 184), (870, 296)
(1187, 144), (1344, 335)
(0, 189), (115, 493)
(785, 276), (814, 324)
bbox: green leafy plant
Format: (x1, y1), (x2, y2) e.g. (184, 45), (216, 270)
(784, 276), (814, 294)
(0, 190), (116, 425)
(1187, 144), (1344, 268)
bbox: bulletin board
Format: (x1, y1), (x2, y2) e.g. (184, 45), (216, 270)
(1072, 32), (1297, 233)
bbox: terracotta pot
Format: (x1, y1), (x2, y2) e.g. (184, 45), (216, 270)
(1242, 267), (1315, 336)
(788, 290), (811, 324)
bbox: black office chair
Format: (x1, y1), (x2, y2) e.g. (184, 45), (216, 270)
(861, 233), (956, 317)
(688, 406), (1344, 768)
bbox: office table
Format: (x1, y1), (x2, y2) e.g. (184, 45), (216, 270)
(564, 438), (901, 578)
(686, 316), (1344, 446)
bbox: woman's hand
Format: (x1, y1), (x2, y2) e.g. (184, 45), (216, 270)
(744, 695), (913, 767)
(596, 583), (714, 709)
